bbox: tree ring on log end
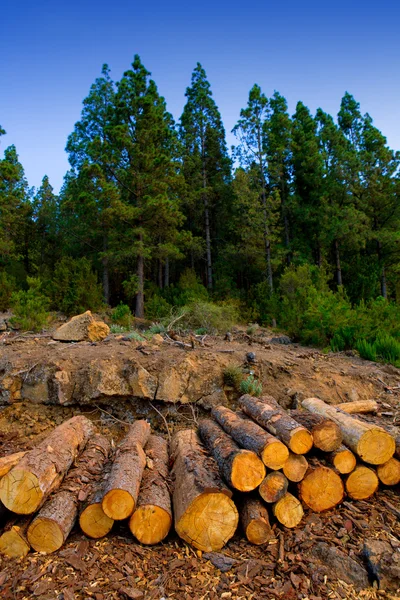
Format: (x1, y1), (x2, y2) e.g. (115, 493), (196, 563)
(79, 503), (114, 539)
(0, 469), (43, 514)
(176, 492), (238, 552)
(273, 493), (303, 528)
(129, 505), (172, 545)
(289, 428), (313, 454)
(261, 441), (289, 470)
(377, 457), (400, 486)
(0, 527), (30, 559)
(28, 518), (64, 553)
(357, 430), (395, 465)
(346, 466), (379, 500)
(102, 489), (135, 520)
(231, 452), (266, 491)
(299, 467), (344, 512)
(246, 519), (272, 545)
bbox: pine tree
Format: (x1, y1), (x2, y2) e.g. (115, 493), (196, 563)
(180, 63), (231, 290)
(31, 176), (59, 275)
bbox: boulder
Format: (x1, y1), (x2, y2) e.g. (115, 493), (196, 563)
(363, 539), (400, 592)
(53, 311), (109, 342)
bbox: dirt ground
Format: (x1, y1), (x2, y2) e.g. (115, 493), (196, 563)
(0, 327), (399, 599)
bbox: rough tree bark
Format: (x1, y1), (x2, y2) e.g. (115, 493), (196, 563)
(240, 496), (273, 545)
(259, 471), (288, 503)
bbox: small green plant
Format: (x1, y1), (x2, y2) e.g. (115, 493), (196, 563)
(240, 374), (262, 397)
(110, 324), (128, 334)
(246, 323), (259, 336)
(223, 365), (243, 390)
(111, 302), (132, 328)
(374, 334), (400, 364)
(356, 339), (377, 362)
(147, 323), (167, 335)
(10, 277), (50, 332)
(126, 330), (145, 342)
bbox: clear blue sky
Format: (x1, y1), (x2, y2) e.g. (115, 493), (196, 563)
(1, 0), (399, 193)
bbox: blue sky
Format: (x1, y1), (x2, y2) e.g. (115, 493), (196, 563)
(1, 0), (400, 193)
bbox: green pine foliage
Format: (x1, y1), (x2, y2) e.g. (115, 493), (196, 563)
(240, 374), (263, 397)
(10, 277), (50, 332)
(51, 257), (103, 316)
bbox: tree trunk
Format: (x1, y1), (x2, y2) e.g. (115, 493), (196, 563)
(164, 256), (169, 288)
(0, 518), (30, 559)
(0, 451), (27, 478)
(240, 496), (273, 545)
(0, 416), (95, 514)
(198, 419), (265, 492)
(257, 125), (273, 292)
(377, 240), (387, 298)
(170, 429), (238, 552)
(259, 471), (288, 503)
(334, 239), (342, 286)
(239, 394), (313, 455)
(345, 465), (379, 500)
(158, 259), (163, 289)
(102, 233), (110, 305)
(202, 136), (212, 290)
(302, 397), (395, 464)
(27, 434), (111, 554)
(339, 400), (378, 414)
(102, 421), (150, 521)
(290, 410), (342, 452)
(129, 435), (172, 545)
(273, 493), (303, 528)
(282, 452), (308, 482)
(136, 248), (145, 319)
(211, 406), (289, 470)
(325, 445), (356, 474)
(376, 457), (400, 486)
(299, 464), (344, 512)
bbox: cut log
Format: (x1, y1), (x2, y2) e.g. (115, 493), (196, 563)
(27, 434), (111, 553)
(0, 451), (27, 477)
(339, 400), (378, 414)
(102, 420), (150, 521)
(211, 405), (289, 469)
(240, 394), (313, 454)
(171, 429), (238, 552)
(198, 419), (265, 492)
(282, 453), (308, 482)
(376, 457), (400, 486)
(0, 415), (96, 514)
(259, 471), (288, 503)
(273, 493), (303, 528)
(325, 445), (357, 474)
(346, 465), (379, 500)
(79, 463), (114, 539)
(0, 501), (9, 525)
(299, 465), (344, 512)
(302, 397), (395, 465)
(290, 410), (342, 452)
(0, 518), (30, 559)
(240, 496), (273, 545)
(129, 435), (172, 545)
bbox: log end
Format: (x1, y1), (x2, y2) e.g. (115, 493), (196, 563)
(357, 430), (395, 465)
(27, 518), (64, 554)
(246, 517), (273, 545)
(231, 452), (266, 492)
(102, 489), (135, 520)
(377, 457), (400, 486)
(0, 469), (43, 515)
(273, 493), (304, 528)
(129, 505), (172, 545)
(259, 471), (288, 503)
(0, 527), (30, 559)
(175, 492), (238, 552)
(261, 441), (289, 470)
(79, 503), (114, 539)
(312, 421), (342, 452)
(282, 453), (308, 482)
(299, 466), (344, 512)
(346, 466), (379, 500)
(289, 428), (313, 455)
(333, 449), (357, 474)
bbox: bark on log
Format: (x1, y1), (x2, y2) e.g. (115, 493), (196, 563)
(0, 451), (27, 478)
(198, 419), (265, 492)
(27, 434), (111, 553)
(302, 397), (395, 465)
(102, 420), (150, 521)
(240, 496), (273, 545)
(325, 445), (357, 474)
(171, 429), (238, 552)
(339, 400), (378, 414)
(273, 493), (303, 528)
(240, 394), (313, 454)
(0, 518), (30, 558)
(0, 416), (96, 514)
(0, 501), (9, 526)
(211, 405), (289, 470)
(282, 452), (308, 482)
(346, 466), (379, 500)
(259, 471), (288, 503)
(129, 435), (172, 545)
(79, 462), (114, 539)
(299, 465), (344, 512)
(290, 410), (342, 452)
(376, 457), (400, 486)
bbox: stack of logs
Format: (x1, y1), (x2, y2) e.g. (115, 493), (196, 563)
(0, 394), (398, 558)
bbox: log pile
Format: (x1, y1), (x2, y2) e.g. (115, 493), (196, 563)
(0, 391), (398, 558)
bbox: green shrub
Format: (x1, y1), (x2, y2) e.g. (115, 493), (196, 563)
(110, 324), (128, 334)
(10, 277), (50, 332)
(374, 334), (400, 364)
(51, 257), (103, 316)
(0, 271), (16, 311)
(147, 322), (167, 335)
(356, 339), (377, 362)
(111, 302), (132, 328)
(179, 300), (239, 334)
(163, 269), (209, 307)
(240, 374), (262, 397)
(223, 366), (243, 390)
(145, 295), (172, 321)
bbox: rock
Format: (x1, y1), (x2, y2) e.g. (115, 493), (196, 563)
(53, 311), (109, 342)
(363, 539), (400, 592)
(270, 335), (292, 345)
(127, 364), (158, 399)
(203, 552), (237, 572)
(246, 352), (256, 364)
(310, 543), (369, 590)
(151, 333), (164, 345)
(0, 319), (7, 332)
